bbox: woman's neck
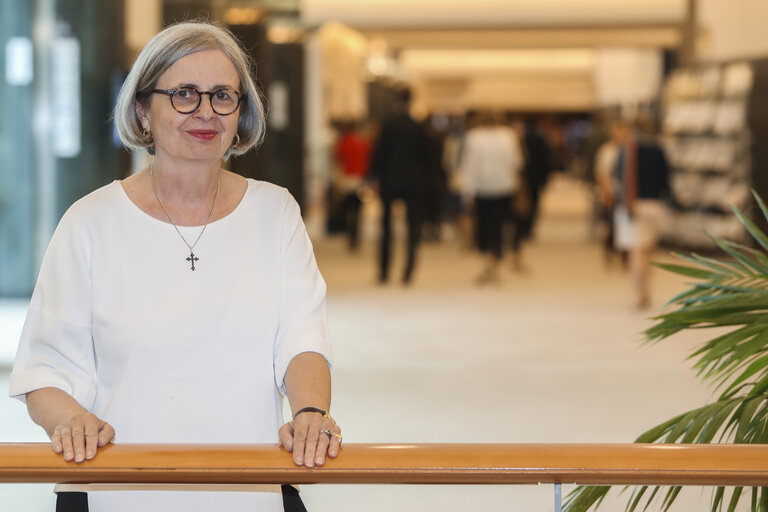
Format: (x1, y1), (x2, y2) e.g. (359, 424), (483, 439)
(149, 156), (221, 208)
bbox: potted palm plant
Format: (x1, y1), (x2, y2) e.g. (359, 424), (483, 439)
(565, 193), (768, 512)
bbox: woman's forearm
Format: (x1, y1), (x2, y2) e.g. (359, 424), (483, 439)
(26, 387), (88, 438)
(284, 352), (331, 416)
(280, 351), (339, 467)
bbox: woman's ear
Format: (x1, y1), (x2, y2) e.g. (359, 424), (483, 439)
(135, 101), (150, 131)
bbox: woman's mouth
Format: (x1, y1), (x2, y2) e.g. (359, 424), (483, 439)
(187, 130), (218, 140)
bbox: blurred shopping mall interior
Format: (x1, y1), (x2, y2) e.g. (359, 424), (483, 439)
(2, 0), (768, 510)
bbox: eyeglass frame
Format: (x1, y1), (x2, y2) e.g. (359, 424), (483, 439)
(148, 87), (246, 116)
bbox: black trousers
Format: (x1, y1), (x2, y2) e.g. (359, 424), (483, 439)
(56, 486), (307, 511)
(343, 192), (362, 250)
(56, 492), (88, 512)
(475, 195), (512, 260)
(379, 193), (424, 283)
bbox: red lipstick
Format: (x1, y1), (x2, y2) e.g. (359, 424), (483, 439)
(187, 130), (218, 140)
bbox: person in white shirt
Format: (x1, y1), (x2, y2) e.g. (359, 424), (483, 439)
(594, 121), (624, 268)
(10, 21), (339, 512)
(460, 112), (524, 284)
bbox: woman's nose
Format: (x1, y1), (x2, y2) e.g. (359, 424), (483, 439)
(194, 95), (216, 119)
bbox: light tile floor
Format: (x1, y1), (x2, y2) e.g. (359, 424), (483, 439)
(1, 176), (729, 511)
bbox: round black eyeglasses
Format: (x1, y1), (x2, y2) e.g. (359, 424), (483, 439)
(150, 87), (245, 115)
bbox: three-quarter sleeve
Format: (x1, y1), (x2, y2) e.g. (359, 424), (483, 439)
(273, 193), (332, 394)
(9, 208), (96, 409)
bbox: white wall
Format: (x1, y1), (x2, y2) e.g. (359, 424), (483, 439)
(698, 0), (768, 61)
(593, 48), (663, 107)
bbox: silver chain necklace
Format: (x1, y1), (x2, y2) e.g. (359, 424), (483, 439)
(149, 165), (220, 271)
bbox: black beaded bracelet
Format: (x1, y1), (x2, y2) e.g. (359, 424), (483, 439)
(293, 406), (327, 420)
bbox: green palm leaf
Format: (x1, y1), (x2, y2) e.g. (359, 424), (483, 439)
(564, 195), (768, 512)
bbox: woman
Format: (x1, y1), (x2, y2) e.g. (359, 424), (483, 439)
(460, 112), (524, 284)
(9, 21), (340, 511)
(332, 120), (370, 251)
(621, 117), (671, 309)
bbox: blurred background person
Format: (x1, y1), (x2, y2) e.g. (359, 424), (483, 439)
(507, 116), (531, 273)
(594, 120), (624, 269)
(611, 120), (636, 263)
(517, 116), (553, 244)
(333, 119), (371, 251)
(623, 116), (672, 309)
(444, 113), (474, 250)
(540, 115), (566, 173)
(583, 112), (611, 241)
(613, 117), (671, 309)
(368, 88), (431, 285)
(460, 112), (523, 284)
(422, 113), (449, 242)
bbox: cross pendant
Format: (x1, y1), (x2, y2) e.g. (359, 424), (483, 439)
(186, 251), (199, 271)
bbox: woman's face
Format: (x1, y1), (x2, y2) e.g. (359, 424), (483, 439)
(138, 49), (241, 164)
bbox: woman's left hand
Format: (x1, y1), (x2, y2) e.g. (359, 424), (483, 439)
(278, 412), (342, 467)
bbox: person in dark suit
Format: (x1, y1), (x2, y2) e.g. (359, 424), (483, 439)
(369, 88), (431, 284)
(519, 117), (553, 240)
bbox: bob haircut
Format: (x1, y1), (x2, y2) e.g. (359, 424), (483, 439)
(114, 21), (265, 158)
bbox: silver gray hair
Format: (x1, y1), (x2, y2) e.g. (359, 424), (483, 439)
(113, 21), (265, 158)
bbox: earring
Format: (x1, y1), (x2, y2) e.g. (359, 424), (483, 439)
(142, 127), (153, 144)
(231, 133), (241, 148)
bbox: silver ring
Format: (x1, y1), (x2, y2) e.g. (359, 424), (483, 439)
(320, 429), (333, 439)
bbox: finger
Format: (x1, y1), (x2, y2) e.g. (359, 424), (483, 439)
(328, 428), (342, 458)
(314, 430), (331, 466)
(291, 421), (308, 466)
(60, 425), (75, 462)
(84, 417), (100, 460)
(302, 425), (321, 468)
(278, 422), (294, 452)
(71, 422), (87, 463)
(328, 438), (341, 458)
(97, 422), (115, 448)
(51, 427), (63, 454)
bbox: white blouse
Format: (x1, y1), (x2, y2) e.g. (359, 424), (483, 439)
(10, 179), (332, 511)
(460, 126), (523, 197)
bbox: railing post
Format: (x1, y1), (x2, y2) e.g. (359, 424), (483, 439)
(554, 483), (562, 512)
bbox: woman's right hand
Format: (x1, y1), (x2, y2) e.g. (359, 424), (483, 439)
(26, 387), (115, 464)
(51, 412), (115, 463)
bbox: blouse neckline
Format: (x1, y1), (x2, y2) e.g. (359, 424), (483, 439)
(113, 179), (253, 231)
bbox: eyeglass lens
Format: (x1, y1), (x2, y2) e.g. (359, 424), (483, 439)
(172, 87), (240, 115)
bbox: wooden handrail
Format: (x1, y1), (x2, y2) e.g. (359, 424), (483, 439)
(2, 443), (768, 486)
